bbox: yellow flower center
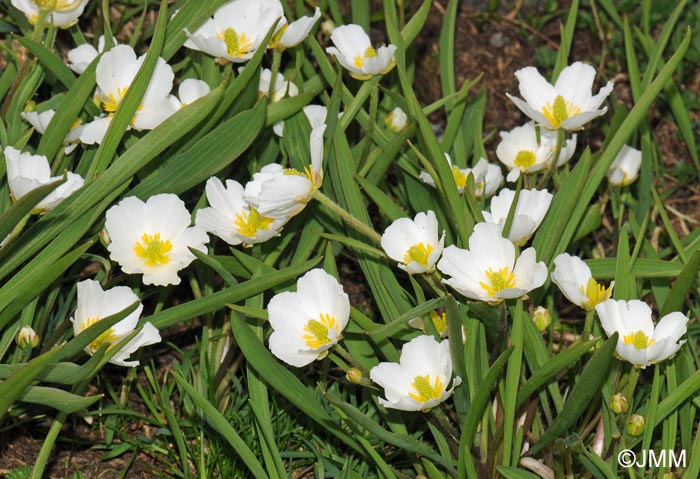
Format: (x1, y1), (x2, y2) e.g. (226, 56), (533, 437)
(408, 374), (444, 403)
(83, 317), (119, 352)
(514, 150), (536, 168)
(451, 166), (468, 190)
(353, 46), (377, 68)
(302, 313), (339, 349)
(218, 28), (253, 58)
(284, 165), (319, 189)
(480, 267), (516, 298)
(623, 330), (655, 350)
(34, 0), (81, 12)
(542, 95), (581, 128)
(403, 242), (435, 268)
(133, 233), (172, 267)
(269, 24), (288, 49)
(233, 207), (274, 239)
(428, 311), (448, 336)
(101, 87), (128, 115)
(579, 277), (613, 311)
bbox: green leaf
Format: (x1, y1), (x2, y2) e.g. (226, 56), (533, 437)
(660, 249), (700, 316)
(17, 385), (102, 414)
(0, 175), (65, 243)
(15, 35), (76, 89)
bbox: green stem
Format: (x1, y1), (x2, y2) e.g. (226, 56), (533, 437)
(537, 128), (566, 189)
(581, 309), (596, 342)
(268, 49), (283, 102)
(358, 77), (380, 171)
(30, 411), (68, 479)
(312, 190), (382, 244)
(624, 367), (640, 402)
(502, 173), (523, 239)
(31, 9), (48, 43)
(333, 344), (366, 374)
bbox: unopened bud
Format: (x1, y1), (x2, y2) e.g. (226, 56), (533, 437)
(626, 414), (645, 436)
(16, 326), (39, 349)
(99, 228), (111, 248)
(532, 306), (551, 331)
(662, 473), (675, 479)
(385, 107), (408, 134)
(610, 392), (628, 414)
(346, 368), (363, 384)
(320, 20), (336, 36)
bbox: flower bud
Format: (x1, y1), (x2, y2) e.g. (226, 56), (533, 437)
(346, 367), (363, 385)
(626, 414), (645, 436)
(320, 19), (336, 37)
(532, 306), (551, 331)
(385, 107), (408, 134)
(16, 326), (39, 349)
(610, 392), (628, 414)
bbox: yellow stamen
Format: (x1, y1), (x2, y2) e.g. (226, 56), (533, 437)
(302, 313), (339, 349)
(480, 267), (516, 298)
(408, 374), (444, 403)
(451, 166), (468, 190)
(133, 233), (172, 267)
(83, 317), (119, 352)
(34, 0), (81, 11)
(269, 24), (288, 49)
(353, 46), (378, 69)
(622, 330), (655, 350)
(403, 242), (435, 267)
(579, 277), (613, 311)
(514, 150), (536, 169)
(284, 165), (319, 188)
(218, 28), (253, 58)
(233, 207), (274, 239)
(542, 95), (581, 128)
(428, 311), (448, 336)
(101, 87), (128, 115)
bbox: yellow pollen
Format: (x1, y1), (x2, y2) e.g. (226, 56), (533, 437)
(218, 28), (253, 58)
(133, 233), (172, 267)
(403, 242), (435, 267)
(34, 0), (81, 11)
(353, 46), (377, 69)
(480, 267), (516, 298)
(542, 95), (581, 128)
(622, 330), (655, 350)
(408, 374), (444, 403)
(302, 313), (339, 349)
(428, 311), (448, 336)
(269, 24), (288, 49)
(451, 166), (468, 190)
(233, 207), (274, 239)
(101, 87), (128, 114)
(514, 150), (536, 168)
(283, 165), (319, 188)
(579, 277), (613, 311)
(83, 317), (119, 352)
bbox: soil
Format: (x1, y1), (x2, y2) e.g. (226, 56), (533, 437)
(2, 0), (700, 477)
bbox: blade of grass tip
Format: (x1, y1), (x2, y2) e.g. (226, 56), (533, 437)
(401, 0), (431, 47)
(15, 36), (76, 89)
(659, 249), (700, 317)
(551, 0), (579, 81)
(172, 372), (267, 478)
(639, 0), (687, 93)
(651, 187), (688, 263)
(613, 225), (636, 300)
(18, 385), (102, 414)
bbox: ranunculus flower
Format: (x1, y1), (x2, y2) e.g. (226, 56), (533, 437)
(420, 155), (503, 199)
(326, 24), (396, 80)
(551, 253), (614, 311)
(11, 0), (89, 28)
(482, 188), (553, 246)
(607, 145), (642, 186)
(381, 210), (444, 274)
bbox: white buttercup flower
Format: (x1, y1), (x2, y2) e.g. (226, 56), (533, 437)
(551, 253), (613, 311)
(607, 145), (642, 186)
(4, 146), (84, 212)
(245, 124), (325, 218)
(496, 121), (577, 182)
(507, 62), (614, 131)
(66, 35), (111, 74)
(274, 104), (334, 138)
(437, 222), (547, 304)
(385, 106), (408, 133)
(78, 45), (177, 145)
(21, 109), (82, 154)
(104, 194), (209, 286)
(482, 188), (553, 246)
(195, 177), (288, 246)
(11, 0), (89, 27)
(419, 156), (503, 199)
(168, 79), (211, 110)
(596, 299), (689, 368)
(71, 279), (161, 367)
(272, 6), (321, 50)
(381, 210), (444, 274)
(326, 24), (396, 80)
(258, 68), (299, 103)
(370, 335), (461, 411)
(267, 268), (350, 367)
(184, 0), (282, 63)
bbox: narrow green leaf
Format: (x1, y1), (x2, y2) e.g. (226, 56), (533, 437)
(17, 385), (102, 414)
(0, 175), (65, 243)
(660, 250), (700, 316)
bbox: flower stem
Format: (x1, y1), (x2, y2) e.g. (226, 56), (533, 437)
(333, 343), (366, 374)
(358, 77), (380, 170)
(581, 309), (596, 342)
(537, 128), (566, 189)
(30, 411), (68, 479)
(268, 49), (283, 102)
(312, 190), (382, 244)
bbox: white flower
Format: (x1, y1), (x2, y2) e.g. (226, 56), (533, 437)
(66, 35), (110, 74)
(258, 68), (299, 103)
(245, 124), (326, 218)
(4, 146), (84, 212)
(184, 0), (283, 63)
(195, 177), (288, 246)
(104, 194), (209, 286)
(419, 156), (503, 199)
(21, 109), (82, 154)
(385, 106), (408, 133)
(168, 79), (211, 110)
(16, 326), (39, 349)
(506, 62), (614, 131)
(370, 335), (461, 411)
(326, 24), (396, 80)
(274, 104), (335, 138)
(381, 211), (444, 274)
(482, 188), (553, 246)
(78, 45), (177, 145)
(437, 222), (547, 304)
(496, 121), (577, 182)
(71, 279), (161, 367)
(272, 6), (321, 50)
(551, 253), (613, 311)
(596, 299), (688, 368)
(267, 268), (350, 367)
(11, 0), (89, 28)
(607, 145), (642, 186)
